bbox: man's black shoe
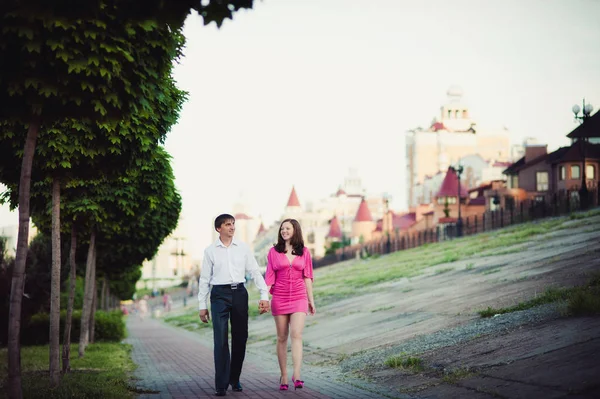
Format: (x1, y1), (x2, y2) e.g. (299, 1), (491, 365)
(215, 388), (226, 396)
(231, 382), (243, 392)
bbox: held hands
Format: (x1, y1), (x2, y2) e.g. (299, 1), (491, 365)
(308, 301), (316, 316)
(258, 300), (270, 314)
(199, 309), (210, 323)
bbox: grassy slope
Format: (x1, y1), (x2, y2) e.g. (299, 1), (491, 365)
(164, 208), (600, 331)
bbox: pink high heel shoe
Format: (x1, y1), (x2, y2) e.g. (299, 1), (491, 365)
(279, 376), (289, 391)
(292, 378), (304, 390)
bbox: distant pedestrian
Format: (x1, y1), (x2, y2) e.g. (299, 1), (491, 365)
(198, 213), (271, 397)
(138, 295), (149, 321)
(163, 292), (172, 312)
(265, 218), (316, 391)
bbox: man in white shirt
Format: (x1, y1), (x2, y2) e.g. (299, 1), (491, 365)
(198, 214), (270, 397)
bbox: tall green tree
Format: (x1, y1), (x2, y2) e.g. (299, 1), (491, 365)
(0, 9), (183, 396)
(1, 1), (255, 396)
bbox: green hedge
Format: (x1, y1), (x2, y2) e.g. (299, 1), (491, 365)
(21, 310), (126, 346)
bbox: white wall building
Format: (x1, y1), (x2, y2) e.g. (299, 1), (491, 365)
(406, 86), (511, 208)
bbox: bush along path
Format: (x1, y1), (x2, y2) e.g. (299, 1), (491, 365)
(125, 316), (396, 399)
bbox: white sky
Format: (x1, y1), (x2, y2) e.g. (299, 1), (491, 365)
(2, 0), (600, 260)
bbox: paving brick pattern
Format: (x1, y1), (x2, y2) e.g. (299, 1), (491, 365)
(126, 318), (396, 399)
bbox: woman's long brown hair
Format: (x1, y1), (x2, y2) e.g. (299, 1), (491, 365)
(274, 218), (304, 256)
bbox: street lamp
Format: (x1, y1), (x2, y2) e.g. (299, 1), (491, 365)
(449, 165), (464, 237)
(572, 99), (594, 209)
(383, 193), (392, 253)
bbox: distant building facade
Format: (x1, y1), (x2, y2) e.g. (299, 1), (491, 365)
(406, 86), (512, 208)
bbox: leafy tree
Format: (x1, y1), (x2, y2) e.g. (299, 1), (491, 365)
(1, 1), (255, 396)
(0, 8), (184, 394)
(324, 237), (352, 256)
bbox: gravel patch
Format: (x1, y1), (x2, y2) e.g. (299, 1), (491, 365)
(340, 302), (563, 373)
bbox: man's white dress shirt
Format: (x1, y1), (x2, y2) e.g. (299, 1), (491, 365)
(198, 237), (269, 310)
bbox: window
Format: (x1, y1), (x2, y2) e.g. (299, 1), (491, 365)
(307, 232), (315, 244)
(586, 164), (595, 179)
(536, 172), (549, 191)
(559, 166), (566, 181)
(571, 165), (580, 179)
(437, 197), (457, 205)
(510, 175), (519, 189)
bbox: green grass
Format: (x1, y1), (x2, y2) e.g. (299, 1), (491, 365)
(312, 211), (600, 305)
(478, 274), (600, 317)
(384, 355), (424, 371)
(442, 367), (476, 384)
(163, 285), (270, 332)
(163, 311), (212, 331)
(135, 282), (183, 299)
(482, 268), (501, 275)
(0, 343), (141, 399)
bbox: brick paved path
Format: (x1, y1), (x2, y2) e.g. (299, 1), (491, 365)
(126, 318), (398, 399)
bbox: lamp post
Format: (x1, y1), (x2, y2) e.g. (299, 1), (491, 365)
(449, 165), (464, 237)
(572, 99), (594, 209)
(383, 193), (391, 253)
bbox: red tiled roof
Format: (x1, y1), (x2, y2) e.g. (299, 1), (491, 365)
(354, 198), (373, 222)
(431, 122), (446, 131)
(374, 219), (383, 232)
(286, 186), (300, 207)
(234, 213), (252, 220)
(391, 212), (417, 230)
(335, 187), (347, 196)
(257, 222), (266, 235)
(436, 167), (469, 198)
(327, 216), (342, 238)
(492, 161), (512, 168)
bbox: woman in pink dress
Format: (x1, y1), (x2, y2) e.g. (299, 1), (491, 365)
(265, 218), (316, 391)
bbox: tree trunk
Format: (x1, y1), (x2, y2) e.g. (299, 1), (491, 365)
(105, 283), (111, 311)
(49, 177), (61, 387)
(78, 230), (96, 357)
(89, 273), (97, 344)
(7, 117), (40, 399)
(62, 225), (77, 373)
(100, 278), (107, 312)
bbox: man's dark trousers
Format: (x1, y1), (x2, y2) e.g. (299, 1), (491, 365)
(210, 284), (249, 391)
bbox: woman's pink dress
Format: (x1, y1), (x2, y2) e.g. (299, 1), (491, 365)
(265, 247), (314, 316)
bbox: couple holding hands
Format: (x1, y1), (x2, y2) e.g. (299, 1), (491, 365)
(198, 214), (316, 397)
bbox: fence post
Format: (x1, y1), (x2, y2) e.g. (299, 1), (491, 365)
(482, 213), (486, 232)
(541, 198), (546, 218)
(520, 201), (524, 223)
(529, 200), (534, 221)
(500, 208), (504, 228)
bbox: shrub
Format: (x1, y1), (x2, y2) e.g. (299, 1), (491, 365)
(19, 309), (125, 346)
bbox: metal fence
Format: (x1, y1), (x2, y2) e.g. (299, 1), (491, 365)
(313, 188), (599, 268)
